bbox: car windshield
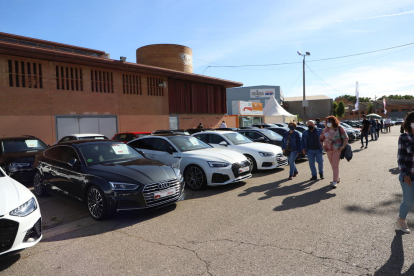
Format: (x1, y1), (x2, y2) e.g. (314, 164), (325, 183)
(78, 143), (144, 165)
(168, 136), (211, 152)
(79, 136), (108, 140)
(261, 129), (282, 140)
(223, 133), (252, 145)
(1, 139), (48, 153)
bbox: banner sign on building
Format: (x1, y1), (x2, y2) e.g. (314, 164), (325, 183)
(250, 89), (275, 98)
(239, 101), (263, 116)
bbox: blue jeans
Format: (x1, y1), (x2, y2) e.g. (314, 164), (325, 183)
(288, 151), (298, 176)
(370, 126), (377, 140)
(399, 174), (414, 219)
(361, 131), (369, 147)
(307, 149), (323, 176)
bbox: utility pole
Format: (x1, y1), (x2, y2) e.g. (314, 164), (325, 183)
(297, 51), (310, 121)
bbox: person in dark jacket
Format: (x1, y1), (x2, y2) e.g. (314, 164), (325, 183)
(370, 117), (377, 140)
(302, 120), (324, 180)
(315, 118), (325, 129)
(282, 122), (302, 180)
(360, 115), (370, 149)
(375, 119), (380, 139)
(396, 112), (414, 233)
(197, 122), (204, 129)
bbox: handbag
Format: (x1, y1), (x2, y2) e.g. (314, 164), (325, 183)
(283, 150), (291, 157)
(284, 133), (292, 156)
(339, 127), (352, 161)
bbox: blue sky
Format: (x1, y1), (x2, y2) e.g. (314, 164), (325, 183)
(2, 0), (414, 100)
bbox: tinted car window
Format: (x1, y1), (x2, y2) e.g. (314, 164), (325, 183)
(262, 129), (282, 140)
(78, 143), (144, 165)
(2, 139), (47, 153)
(128, 138), (154, 150)
(194, 133), (208, 143)
(45, 146), (65, 161)
(152, 138), (172, 152)
(125, 134), (136, 141)
(61, 146), (80, 163)
(209, 134), (226, 144)
(244, 132), (263, 140)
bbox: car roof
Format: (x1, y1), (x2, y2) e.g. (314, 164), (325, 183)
(67, 133), (107, 137)
(193, 131), (237, 135)
(115, 132), (152, 135)
(0, 135), (40, 141)
(57, 140), (122, 146)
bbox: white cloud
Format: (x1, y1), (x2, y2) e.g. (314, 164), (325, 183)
(364, 10), (414, 20)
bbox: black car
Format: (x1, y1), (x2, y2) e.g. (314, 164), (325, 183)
(252, 124), (277, 128)
(153, 129), (190, 135)
(0, 136), (48, 182)
(32, 140), (184, 220)
(236, 129), (283, 147)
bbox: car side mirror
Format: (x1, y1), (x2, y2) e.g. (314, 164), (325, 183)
(167, 147), (175, 154)
(219, 141), (228, 147)
(68, 158), (80, 167)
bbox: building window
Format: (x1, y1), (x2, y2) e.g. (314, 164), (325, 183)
(90, 70), (113, 93)
(361, 111), (365, 114)
(8, 60), (42, 89)
(56, 66), (83, 91)
(147, 77), (164, 96)
(391, 109), (399, 112)
(350, 112), (353, 115)
(402, 109), (409, 112)
(122, 74), (142, 95)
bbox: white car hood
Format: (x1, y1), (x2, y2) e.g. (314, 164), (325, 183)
(181, 148), (247, 163)
(235, 142), (283, 154)
(0, 176), (33, 216)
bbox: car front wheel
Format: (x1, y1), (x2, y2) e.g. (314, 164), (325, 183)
(87, 185), (109, 220)
(184, 165), (207, 190)
(245, 155), (257, 173)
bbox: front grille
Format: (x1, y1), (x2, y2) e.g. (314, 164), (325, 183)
(143, 179), (182, 208)
(0, 219), (19, 253)
(231, 160), (251, 178)
(23, 218), (42, 242)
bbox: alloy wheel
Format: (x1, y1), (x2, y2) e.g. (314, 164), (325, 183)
(33, 173), (43, 196)
(185, 166), (204, 190)
(88, 187), (104, 219)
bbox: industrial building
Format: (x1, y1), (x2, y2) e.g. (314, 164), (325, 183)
(283, 95), (333, 121)
(0, 32), (242, 144)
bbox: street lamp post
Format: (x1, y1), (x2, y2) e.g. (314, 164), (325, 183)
(297, 51), (310, 120)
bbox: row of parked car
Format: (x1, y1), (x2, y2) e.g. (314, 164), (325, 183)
(0, 121), (363, 256)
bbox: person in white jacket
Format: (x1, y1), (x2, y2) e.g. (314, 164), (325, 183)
(219, 121), (227, 128)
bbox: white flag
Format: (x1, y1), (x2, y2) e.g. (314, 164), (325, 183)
(383, 98), (387, 114)
(352, 82), (359, 111)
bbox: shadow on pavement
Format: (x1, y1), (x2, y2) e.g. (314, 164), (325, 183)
(389, 167), (400, 175)
(42, 204), (179, 243)
(374, 231), (414, 275)
(273, 186), (336, 211)
(184, 181), (247, 200)
(0, 254), (21, 272)
(344, 193), (402, 216)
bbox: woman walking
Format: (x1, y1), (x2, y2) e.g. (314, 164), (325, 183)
(396, 112), (414, 233)
(320, 116), (349, 188)
(282, 122), (302, 180)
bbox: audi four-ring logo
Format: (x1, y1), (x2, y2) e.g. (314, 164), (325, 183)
(158, 182), (171, 189)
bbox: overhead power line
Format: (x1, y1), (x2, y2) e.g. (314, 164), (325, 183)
(202, 42), (414, 73)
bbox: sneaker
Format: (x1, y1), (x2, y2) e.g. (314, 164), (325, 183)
(310, 176), (317, 181)
(360, 146), (364, 149)
(293, 171), (298, 177)
(396, 219), (411, 234)
(319, 173), (324, 179)
(365, 146), (368, 149)
(330, 181), (337, 188)
(288, 175), (293, 180)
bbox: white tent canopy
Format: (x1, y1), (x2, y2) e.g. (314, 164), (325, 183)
(263, 96), (297, 123)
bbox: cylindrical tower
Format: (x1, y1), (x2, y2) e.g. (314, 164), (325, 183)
(136, 44), (193, 73)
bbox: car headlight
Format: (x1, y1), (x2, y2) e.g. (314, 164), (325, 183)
(11, 162), (31, 167)
(259, 152), (275, 157)
(207, 161), (230, 168)
(109, 182), (139, 190)
(10, 197), (37, 217)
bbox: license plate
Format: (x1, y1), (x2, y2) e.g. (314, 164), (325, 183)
(154, 188), (175, 200)
(239, 166), (249, 173)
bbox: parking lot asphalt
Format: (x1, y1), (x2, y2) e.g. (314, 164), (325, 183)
(1, 127), (412, 275)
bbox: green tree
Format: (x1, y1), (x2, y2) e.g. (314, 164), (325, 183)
(338, 94), (372, 103)
(367, 102), (374, 114)
(336, 101), (345, 118)
(333, 101), (338, 117)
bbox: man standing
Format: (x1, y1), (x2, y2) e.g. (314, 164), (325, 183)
(219, 121), (227, 128)
(370, 117), (377, 140)
(315, 118), (325, 129)
(302, 120), (324, 180)
(360, 115), (370, 149)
